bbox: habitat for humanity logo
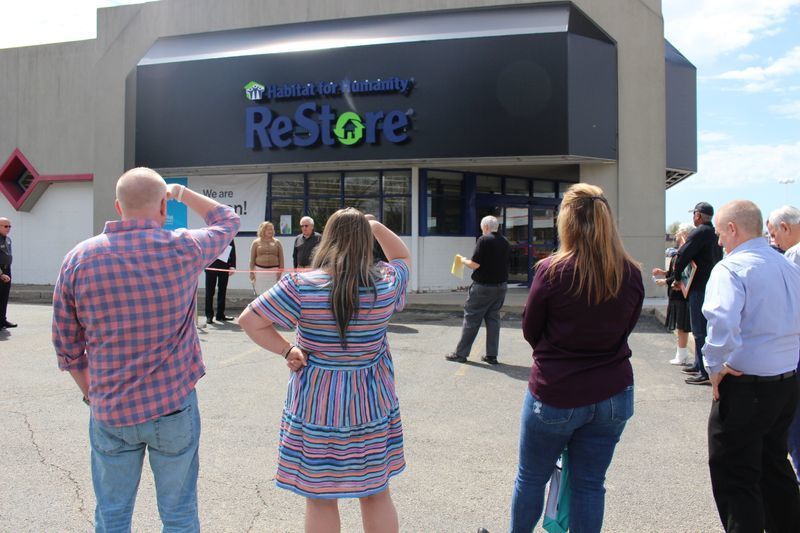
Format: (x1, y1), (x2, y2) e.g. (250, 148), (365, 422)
(243, 76), (414, 150)
(244, 81), (265, 101)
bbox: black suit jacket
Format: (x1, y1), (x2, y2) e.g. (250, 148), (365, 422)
(209, 240), (236, 270)
(673, 222), (723, 294)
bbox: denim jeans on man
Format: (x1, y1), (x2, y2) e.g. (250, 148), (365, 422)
(509, 386), (634, 533)
(454, 282), (507, 358)
(688, 289), (708, 378)
(90, 389), (201, 532)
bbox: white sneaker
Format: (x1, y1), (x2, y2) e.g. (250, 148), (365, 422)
(669, 356), (688, 365)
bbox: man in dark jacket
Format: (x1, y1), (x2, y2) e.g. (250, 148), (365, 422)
(673, 202), (723, 385)
(205, 240), (236, 324)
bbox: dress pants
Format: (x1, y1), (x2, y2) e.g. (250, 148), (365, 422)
(454, 282), (507, 359)
(205, 260), (229, 320)
(708, 375), (800, 533)
(0, 273), (9, 323)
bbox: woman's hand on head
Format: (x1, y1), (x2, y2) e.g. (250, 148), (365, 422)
(286, 346), (308, 372)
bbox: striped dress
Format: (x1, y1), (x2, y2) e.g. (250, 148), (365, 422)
(250, 259), (409, 498)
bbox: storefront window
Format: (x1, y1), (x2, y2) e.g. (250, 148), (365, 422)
(271, 174), (304, 196)
(308, 197), (341, 230)
(425, 170), (464, 235)
(345, 171), (380, 196)
(558, 182), (574, 198)
(506, 177), (530, 196)
(345, 197), (379, 217)
(269, 198), (304, 235)
(383, 171), (410, 195)
(268, 170), (411, 235)
(308, 172), (340, 196)
(476, 175), (501, 194)
(384, 197), (410, 234)
(533, 180), (556, 198)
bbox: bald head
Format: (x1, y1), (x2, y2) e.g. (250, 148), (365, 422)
(717, 201), (763, 237)
(115, 167), (167, 219)
(715, 200), (764, 253)
(0, 217), (10, 238)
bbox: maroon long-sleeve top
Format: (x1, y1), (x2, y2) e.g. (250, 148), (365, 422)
(523, 257), (644, 408)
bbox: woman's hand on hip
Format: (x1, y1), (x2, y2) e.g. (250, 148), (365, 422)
(286, 347), (308, 372)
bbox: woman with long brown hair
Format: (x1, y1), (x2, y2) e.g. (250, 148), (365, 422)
(510, 183), (644, 532)
(249, 221), (284, 294)
(238, 208), (410, 533)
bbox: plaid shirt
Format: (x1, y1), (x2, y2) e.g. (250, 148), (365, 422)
(52, 205), (240, 426)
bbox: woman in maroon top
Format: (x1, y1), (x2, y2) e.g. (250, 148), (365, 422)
(509, 183), (644, 532)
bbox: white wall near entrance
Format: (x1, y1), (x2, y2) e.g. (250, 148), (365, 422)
(0, 182), (94, 285)
(419, 237), (478, 291)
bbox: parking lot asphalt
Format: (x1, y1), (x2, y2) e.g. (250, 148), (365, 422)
(0, 303), (719, 532)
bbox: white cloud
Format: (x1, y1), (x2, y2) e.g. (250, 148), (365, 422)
(699, 131), (731, 143)
(715, 46), (800, 92)
(680, 141), (800, 189)
(662, 0), (800, 66)
(717, 46), (800, 80)
(737, 53), (760, 62)
(770, 100), (800, 119)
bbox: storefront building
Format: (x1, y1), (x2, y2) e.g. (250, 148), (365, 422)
(0, 0), (694, 294)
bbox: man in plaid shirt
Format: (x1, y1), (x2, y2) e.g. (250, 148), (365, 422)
(52, 167), (240, 531)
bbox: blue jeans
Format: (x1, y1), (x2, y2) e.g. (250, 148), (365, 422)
(688, 289), (708, 378)
(90, 389), (201, 533)
(509, 387), (634, 533)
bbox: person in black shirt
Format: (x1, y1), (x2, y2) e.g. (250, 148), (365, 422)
(204, 240), (236, 324)
(293, 216), (322, 268)
(446, 215), (510, 364)
(671, 202), (723, 385)
(0, 217), (15, 329)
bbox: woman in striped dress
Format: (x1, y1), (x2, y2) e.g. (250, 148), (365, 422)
(238, 207), (410, 532)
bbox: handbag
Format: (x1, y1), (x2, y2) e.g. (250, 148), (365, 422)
(543, 448), (571, 533)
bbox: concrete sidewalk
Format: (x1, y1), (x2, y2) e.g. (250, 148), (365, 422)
(10, 283), (668, 322)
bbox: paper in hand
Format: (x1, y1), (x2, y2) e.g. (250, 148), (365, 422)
(451, 254), (464, 279)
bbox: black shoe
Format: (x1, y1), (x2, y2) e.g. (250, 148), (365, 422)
(685, 375), (710, 385)
(445, 353), (468, 362)
(481, 355), (498, 365)
(478, 529), (490, 533)
(681, 367), (699, 375)
(1, 321), (17, 328)
(205, 317), (214, 325)
(216, 316), (234, 322)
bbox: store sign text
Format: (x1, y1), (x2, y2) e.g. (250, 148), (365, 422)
(245, 102), (410, 149)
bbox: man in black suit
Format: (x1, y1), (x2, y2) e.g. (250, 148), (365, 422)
(205, 240), (236, 325)
(672, 202), (723, 385)
(0, 216), (15, 329)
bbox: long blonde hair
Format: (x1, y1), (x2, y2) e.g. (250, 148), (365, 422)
(545, 183), (638, 304)
(311, 208), (377, 345)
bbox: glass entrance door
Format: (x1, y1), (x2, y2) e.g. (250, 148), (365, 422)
(476, 201), (558, 285)
(530, 207), (557, 271)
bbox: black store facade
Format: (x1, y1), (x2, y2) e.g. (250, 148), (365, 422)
(131, 3), (694, 289)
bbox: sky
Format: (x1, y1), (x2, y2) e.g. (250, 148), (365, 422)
(1, 0), (798, 230)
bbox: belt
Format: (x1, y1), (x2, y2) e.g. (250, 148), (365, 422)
(728, 370), (796, 383)
(473, 281), (507, 287)
(255, 263), (278, 269)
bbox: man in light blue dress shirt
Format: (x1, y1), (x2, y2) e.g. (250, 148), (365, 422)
(702, 200), (800, 532)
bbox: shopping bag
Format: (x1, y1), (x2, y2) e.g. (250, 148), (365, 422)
(543, 448), (571, 533)
(451, 254), (464, 279)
